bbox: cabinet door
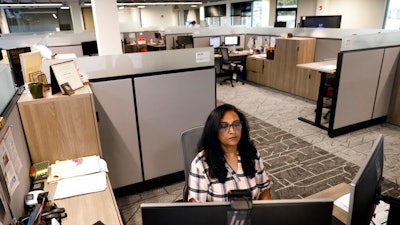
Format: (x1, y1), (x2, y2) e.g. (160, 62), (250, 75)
(274, 39), (299, 92)
(90, 80), (142, 188)
(295, 68), (320, 101)
(18, 86), (101, 164)
(246, 56), (264, 83)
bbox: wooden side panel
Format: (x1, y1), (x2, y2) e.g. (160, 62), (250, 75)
(18, 86), (101, 163)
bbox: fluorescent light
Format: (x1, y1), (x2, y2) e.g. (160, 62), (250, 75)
(84, 2), (202, 6)
(0, 3), (63, 7)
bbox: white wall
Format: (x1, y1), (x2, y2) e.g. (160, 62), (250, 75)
(297, 0), (317, 27)
(119, 8), (142, 32)
(316, 0), (387, 29)
(140, 6), (177, 28)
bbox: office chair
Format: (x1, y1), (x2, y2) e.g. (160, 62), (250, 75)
(322, 74), (336, 120)
(180, 126), (204, 202)
(218, 47), (244, 87)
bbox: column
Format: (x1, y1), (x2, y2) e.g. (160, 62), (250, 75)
(69, 0), (84, 33)
(91, 0), (122, 55)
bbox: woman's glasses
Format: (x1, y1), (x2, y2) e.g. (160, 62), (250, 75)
(219, 121), (242, 132)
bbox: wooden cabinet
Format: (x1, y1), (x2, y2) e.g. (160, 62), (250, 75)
(295, 68), (320, 101)
(18, 85), (102, 164)
(274, 37), (316, 93)
(246, 56), (264, 83)
(246, 37), (316, 100)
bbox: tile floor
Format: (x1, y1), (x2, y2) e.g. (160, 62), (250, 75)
(116, 81), (400, 225)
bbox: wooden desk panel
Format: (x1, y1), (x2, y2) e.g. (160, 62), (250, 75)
(46, 177), (123, 225)
(307, 182), (349, 224)
(18, 85), (102, 164)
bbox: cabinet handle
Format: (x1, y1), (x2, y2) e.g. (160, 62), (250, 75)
(96, 112), (100, 122)
(309, 74), (311, 79)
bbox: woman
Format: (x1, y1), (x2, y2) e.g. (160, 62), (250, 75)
(188, 104), (273, 202)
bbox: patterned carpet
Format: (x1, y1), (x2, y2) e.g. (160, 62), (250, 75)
(245, 113), (400, 199)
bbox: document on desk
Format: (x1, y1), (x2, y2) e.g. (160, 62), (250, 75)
(53, 171), (107, 200)
(320, 65), (337, 70)
(48, 155), (108, 183)
(334, 193), (350, 212)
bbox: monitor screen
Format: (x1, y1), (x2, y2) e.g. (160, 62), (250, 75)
(274, 21), (287, 27)
(177, 36), (193, 44)
(81, 40), (98, 56)
(204, 4), (226, 17)
(209, 36), (221, 48)
(142, 199), (333, 225)
(347, 134), (384, 225)
(224, 36), (240, 46)
(300, 15), (342, 28)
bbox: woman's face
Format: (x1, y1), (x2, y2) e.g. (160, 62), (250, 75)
(218, 110), (242, 150)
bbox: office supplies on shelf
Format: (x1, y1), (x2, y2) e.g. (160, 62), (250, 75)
(53, 171), (107, 200)
(30, 161), (49, 181)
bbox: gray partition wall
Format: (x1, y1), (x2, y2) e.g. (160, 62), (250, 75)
(81, 48), (216, 189)
(329, 46), (400, 137)
(0, 64), (31, 224)
(135, 68), (215, 180)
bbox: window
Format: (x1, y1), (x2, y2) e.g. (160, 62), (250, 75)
(276, 0), (298, 28)
(204, 4), (226, 26)
(4, 8), (73, 33)
(231, 2), (252, 26)
(384, 0), (400, 30)
(252, 1), (263, 27)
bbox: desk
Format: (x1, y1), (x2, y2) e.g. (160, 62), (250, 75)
(214, 50), (251, 58)
(307, 183), (349, 224)
(147, 43), (166, 51)
(214, 51), (250, 79)
(45, 176), (123, 224)
(296, 60), (337, 130)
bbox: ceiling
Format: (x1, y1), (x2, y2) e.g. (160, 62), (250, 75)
(0, 0), (222, 4)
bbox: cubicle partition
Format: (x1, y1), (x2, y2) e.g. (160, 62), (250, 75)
(328, 46), (400, 137)
(0, 64), (31, 225)
(69, 48), (216, 190)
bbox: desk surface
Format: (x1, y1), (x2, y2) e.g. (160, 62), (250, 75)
(45, 176), (123, 225)
(307, 182), (349, 224)
(214, 51), (251, 58)
(297, 60), (337, 74)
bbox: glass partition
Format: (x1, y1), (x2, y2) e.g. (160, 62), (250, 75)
(0, 65), (17, 114)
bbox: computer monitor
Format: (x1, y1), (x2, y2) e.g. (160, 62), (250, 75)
(154, 32), (161, 39)
(274, 21), (287, 27)
(176, 36), (193, 48)
(81, 40), (98, 56)
(209, 36), (221, 48)
(347, 134), (384, 225)
(141, 199), (333, 225)
(224, 36), (240, 46)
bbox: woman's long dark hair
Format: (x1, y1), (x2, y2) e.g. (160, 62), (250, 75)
(198, 104), (257, 183)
